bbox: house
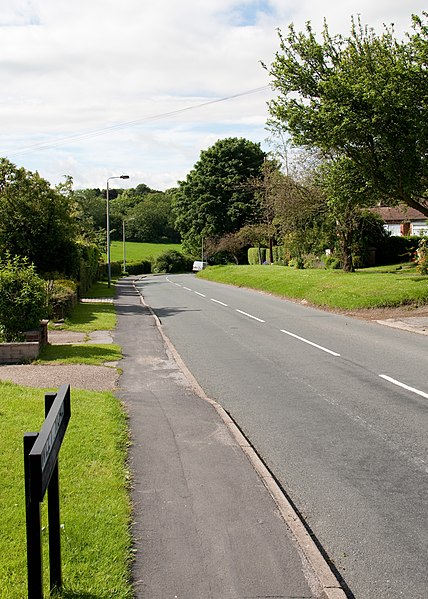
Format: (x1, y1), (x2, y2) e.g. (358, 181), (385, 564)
(371, 205), (428, 236)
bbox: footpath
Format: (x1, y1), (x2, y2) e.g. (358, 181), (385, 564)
(114, 278), (344, 599)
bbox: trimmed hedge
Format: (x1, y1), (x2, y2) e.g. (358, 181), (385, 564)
(99, 260), (151, 279)
(248, 246), (286, 264)
(376, 236), (421, 265)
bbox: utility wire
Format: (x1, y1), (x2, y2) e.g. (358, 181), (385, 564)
(6, 85), (271, 156)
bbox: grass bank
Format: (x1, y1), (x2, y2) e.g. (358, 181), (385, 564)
(0, 381), (132, 598)
(197, 263), (428, 309)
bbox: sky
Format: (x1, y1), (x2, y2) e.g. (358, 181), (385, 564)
(1, 0), (426, 192)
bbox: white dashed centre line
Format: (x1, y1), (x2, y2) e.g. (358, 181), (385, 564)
(280, 329), (340, 357)
(183, 286), (192, 291)
(236, 309), (265, 323)
(194, 291), (206, 297)
(211, 298), (228, 307)
(379, 375), (428, 399)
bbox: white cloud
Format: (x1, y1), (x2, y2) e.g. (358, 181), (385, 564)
(0, 0), (426, 190)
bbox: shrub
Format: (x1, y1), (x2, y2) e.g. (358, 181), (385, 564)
(153, 250), (193, 273)
(47, 279), (78, 320)
(126, 260), (151, 275)
(376, 236), (420, 265)
(303, 253), (324, 269)
(324, 255), (341, 269)
(288, 257), (304, 269)
(416, 238), (428, 274)
(0, 255), (47, 341)
(248, 247), (267, 264)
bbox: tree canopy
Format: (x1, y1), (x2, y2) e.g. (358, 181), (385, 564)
(173, 137), (266, 253)
(0, 158), (80, 275)
(264, 12), (428, 216)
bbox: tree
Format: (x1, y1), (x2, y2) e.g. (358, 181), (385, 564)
(0, 159), (79, 275)
(319, 157), (380, 271)
(264, 13), (428, 216)
(123, 191), (180, 243)
(173, 137), (266, 254)
(246, 160), (283, 263)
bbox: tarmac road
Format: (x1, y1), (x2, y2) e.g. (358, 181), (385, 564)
(135, 273), (428, 599)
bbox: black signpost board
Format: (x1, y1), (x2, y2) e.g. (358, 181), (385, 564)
(23, 384), (71, 599)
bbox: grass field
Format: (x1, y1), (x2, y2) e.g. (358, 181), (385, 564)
(109, 240), (182, 263)
(0, 381), (132, 598)
(198, 263), (428, 309)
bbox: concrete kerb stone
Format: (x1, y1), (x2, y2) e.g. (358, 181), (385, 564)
(135, 284), (347, 599)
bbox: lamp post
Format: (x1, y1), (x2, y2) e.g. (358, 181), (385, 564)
(106, 175), (129, 287)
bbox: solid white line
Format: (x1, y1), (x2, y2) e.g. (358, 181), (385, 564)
(183, 286), (192, 291)
(211, 298), (228, 307)
(194, 291), (206, 297)
(280, 329), (340, 357)
(379, 375), (428, 399)
(236, 309), (265, 323)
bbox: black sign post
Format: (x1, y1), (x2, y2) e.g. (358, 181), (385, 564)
(23, 384), (71, 599)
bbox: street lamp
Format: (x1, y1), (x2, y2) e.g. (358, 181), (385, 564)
(106, 175), (129, 287)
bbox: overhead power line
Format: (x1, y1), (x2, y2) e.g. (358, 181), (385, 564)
(6, 85), (271, 157)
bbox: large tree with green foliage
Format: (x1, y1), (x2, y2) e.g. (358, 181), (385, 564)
(173, 137), (266, 254)
(0, 159), (79, 275)
(264, 12), (428, 216)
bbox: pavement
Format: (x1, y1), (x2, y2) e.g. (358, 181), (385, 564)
(114, 278), (346, 599)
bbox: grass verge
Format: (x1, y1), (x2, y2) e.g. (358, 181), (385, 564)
(36, 343), (122, 366)
(0, 380), (132, 598)
(54, 303), (116, 333)
(197, 263), (428, 309)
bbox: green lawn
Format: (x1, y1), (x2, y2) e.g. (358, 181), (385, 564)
(0, 381), (132, 598)
(53, 303), (116, 333)
(37, 343), (122, 365)
(109, 241), (182, 263)
(198, 263), (428, 309)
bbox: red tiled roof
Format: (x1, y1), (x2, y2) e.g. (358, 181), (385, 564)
(371, 205), (427, 223)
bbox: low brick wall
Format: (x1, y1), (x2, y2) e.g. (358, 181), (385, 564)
(0, 342), (40, 364)
(0, 320), (49, 364)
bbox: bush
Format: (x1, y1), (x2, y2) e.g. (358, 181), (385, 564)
(376, 236), (420, 265)
(416, 238), (428, 274)
(153, 250), (193, 273)
(47, 279), (78, 320)
(126, 260), (151, 275)
(248, 247), (266, 264)
(324, 255), (341, 269)
(303, 253), (324, 269)
(0, 255), (47, 341)
(288, 257), (304, 269)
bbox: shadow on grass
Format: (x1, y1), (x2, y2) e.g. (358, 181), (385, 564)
(38, 344), (122, 365)
(64, 304), (115, 328)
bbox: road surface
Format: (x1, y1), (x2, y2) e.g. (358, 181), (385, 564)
(135, 273), (428, 599)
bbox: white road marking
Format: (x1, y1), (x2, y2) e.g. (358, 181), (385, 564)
(194, 291), (206, 297)
(211, 298), (228, 307)
(236, 309), (265, 323)
(379, 375), (428, 399)
(280, 329), (340, 357)
(183, 286), (192, 291)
